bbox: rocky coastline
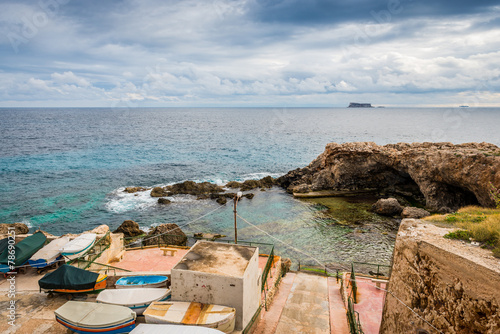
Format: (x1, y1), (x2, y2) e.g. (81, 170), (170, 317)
(277, 142), (500, 212)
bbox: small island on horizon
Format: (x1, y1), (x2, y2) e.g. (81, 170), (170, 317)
(348, 102), (373, 108)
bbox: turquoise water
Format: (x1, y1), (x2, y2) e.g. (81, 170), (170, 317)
(1, 107), (499, 266)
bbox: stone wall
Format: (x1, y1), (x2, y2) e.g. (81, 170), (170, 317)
(380, 219), (500, 334)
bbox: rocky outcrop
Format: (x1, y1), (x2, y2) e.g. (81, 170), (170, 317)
(124, 186), (149, 193)
(278, 142), (500, 211)
(0, 223), (29, 235)
(113, 220), (144, 237)
(380, 219), (500, 334)
(226, 176), (276, 191)
(158, 198), (171, 204)
(401, 206), (430, 219)
(144, 223), (187, 246)
(372, 198), (403, 216)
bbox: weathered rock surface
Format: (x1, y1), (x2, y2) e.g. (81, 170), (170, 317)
(144, 223), (187, 246)
(150, 187), (170, 197)
(372, 198), (403, 216)
(278, 142), (500, 211)
(401, 206), (431, 219)
(90, 224), (109, 235)
(225, 176), (276, 191)
(0, 222), (29, 235)
(380, 219), (500, 334)
(124, 186), (149, 193)
(113, 220), (144, 237)
(158, 198), (171, 204)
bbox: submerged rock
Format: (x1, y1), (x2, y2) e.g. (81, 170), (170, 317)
(124, 186), (149, 193)
(278, 142), (500, 211)
(372, 198), (403, 216)
(144, 223), (187, 246)
(158, 198), (171, 205)
(113, 220), (144, 237)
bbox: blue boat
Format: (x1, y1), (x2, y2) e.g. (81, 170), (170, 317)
(115, 275), (168, 289)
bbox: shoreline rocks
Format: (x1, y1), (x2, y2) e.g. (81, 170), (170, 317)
(144, 223), (187, 246)
(113, 220), (145, 237)
(277, 142), (500, 212)
(372, 198), (403, 216)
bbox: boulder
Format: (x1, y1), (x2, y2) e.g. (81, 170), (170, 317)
(216, 197), (227, 205)
(278, 142), (500, 211)
(244, 193), (255, 199)
(372, 198), (403, 216)
(166, 181), (223, 195)
(113, 220), (144, 237)
(158, 198), (171, 204)
(150, 187), (170, 197)
(226, 181), (242, 189)
(401, 207), (431, 219)
(0, 223), (29, 235)
(144, 223), (187, 246)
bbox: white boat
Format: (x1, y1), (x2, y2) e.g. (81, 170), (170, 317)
(60, 233), (96, 259)
(54, 301), (136, 333)
(97, 288), (171, 315)
(144, 301), (235, 334)
(130, 324), (225, 334)
(29, 236), (70, 269)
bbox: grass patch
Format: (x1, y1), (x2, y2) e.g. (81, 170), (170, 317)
(424, 206), (500, 258)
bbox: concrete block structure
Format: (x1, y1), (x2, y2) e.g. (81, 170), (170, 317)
(171, 241), (260, 331)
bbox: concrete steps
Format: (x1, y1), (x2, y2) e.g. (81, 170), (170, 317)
(255, 272), (349, 334)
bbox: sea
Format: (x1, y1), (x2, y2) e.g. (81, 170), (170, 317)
(1, 107), (499, 269)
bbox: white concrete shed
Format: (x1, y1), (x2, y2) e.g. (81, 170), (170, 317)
(171, 241), (260, 331)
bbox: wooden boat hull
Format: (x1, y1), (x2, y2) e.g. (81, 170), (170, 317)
(56, 316), (135, 334)
(130, 323), (226, 333)
(115, 275), (168, 289)
(60, 233), (96, 258)
(97, 288), (171, 315)
(144, 301), (235, 334)
(55, 301), (136, 334)
(29, 236), (70, 268)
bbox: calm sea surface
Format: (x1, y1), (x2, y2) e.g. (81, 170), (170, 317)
(1, 107), (499, 267)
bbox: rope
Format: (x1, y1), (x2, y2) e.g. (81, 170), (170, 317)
(236, 213), (325, 267)
(138, 204), (226, 243)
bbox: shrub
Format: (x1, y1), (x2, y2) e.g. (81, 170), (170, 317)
(444, 230), (471, 241)
(490, 183), (500, 208)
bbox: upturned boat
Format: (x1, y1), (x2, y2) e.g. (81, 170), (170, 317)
(97, 288), (171, 315)
(130, 323), (225, 333)
(55, 301), (136, 334)
(0, 231), (47, 273)
(60, 233), (96, 259)
(143, 301), (236, 333)
(39, 264), (107, 295)
(29, 236), (70, 269)
(115, 275), (168, 289)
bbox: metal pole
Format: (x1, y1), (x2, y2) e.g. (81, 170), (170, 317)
(233, 195), (238, 244)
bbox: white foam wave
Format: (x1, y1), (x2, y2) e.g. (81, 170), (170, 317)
(105, 188), (197, 214)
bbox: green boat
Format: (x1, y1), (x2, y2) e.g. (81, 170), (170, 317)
(0, 231), (47, 273)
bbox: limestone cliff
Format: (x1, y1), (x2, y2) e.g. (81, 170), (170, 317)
(380, 219), (500, 334)
(278, 142), (500, 211)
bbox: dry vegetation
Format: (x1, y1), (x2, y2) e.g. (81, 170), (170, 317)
(423, 206), (500, 258)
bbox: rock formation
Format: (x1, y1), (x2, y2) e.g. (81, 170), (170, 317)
(278, 142), (500, 211)
(0, 222), (29, 235)
(144, 223), (187, 246)
(113, 220), (144, 237)
(401, 206), (430, 219)
(380, 219), (500, 334)
(372, 198), (403, 216)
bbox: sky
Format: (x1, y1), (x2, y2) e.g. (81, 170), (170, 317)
(0, 0), (499, 107)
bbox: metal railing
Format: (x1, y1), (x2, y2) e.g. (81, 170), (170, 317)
(347, 295), (364, 334)
(351, 263), (358, 303)
(73, 260), (131, 275)
(352, 261), (391, 279)
(261, 246), (275, 292)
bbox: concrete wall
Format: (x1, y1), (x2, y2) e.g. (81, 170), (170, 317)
(89, 233), (125, 272)
(171, 246), (260, 331)
(242, 249), (260, 329)
(380, 219), (500, 334)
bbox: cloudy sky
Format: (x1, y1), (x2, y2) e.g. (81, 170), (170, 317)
(0, 0), (499, 107)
